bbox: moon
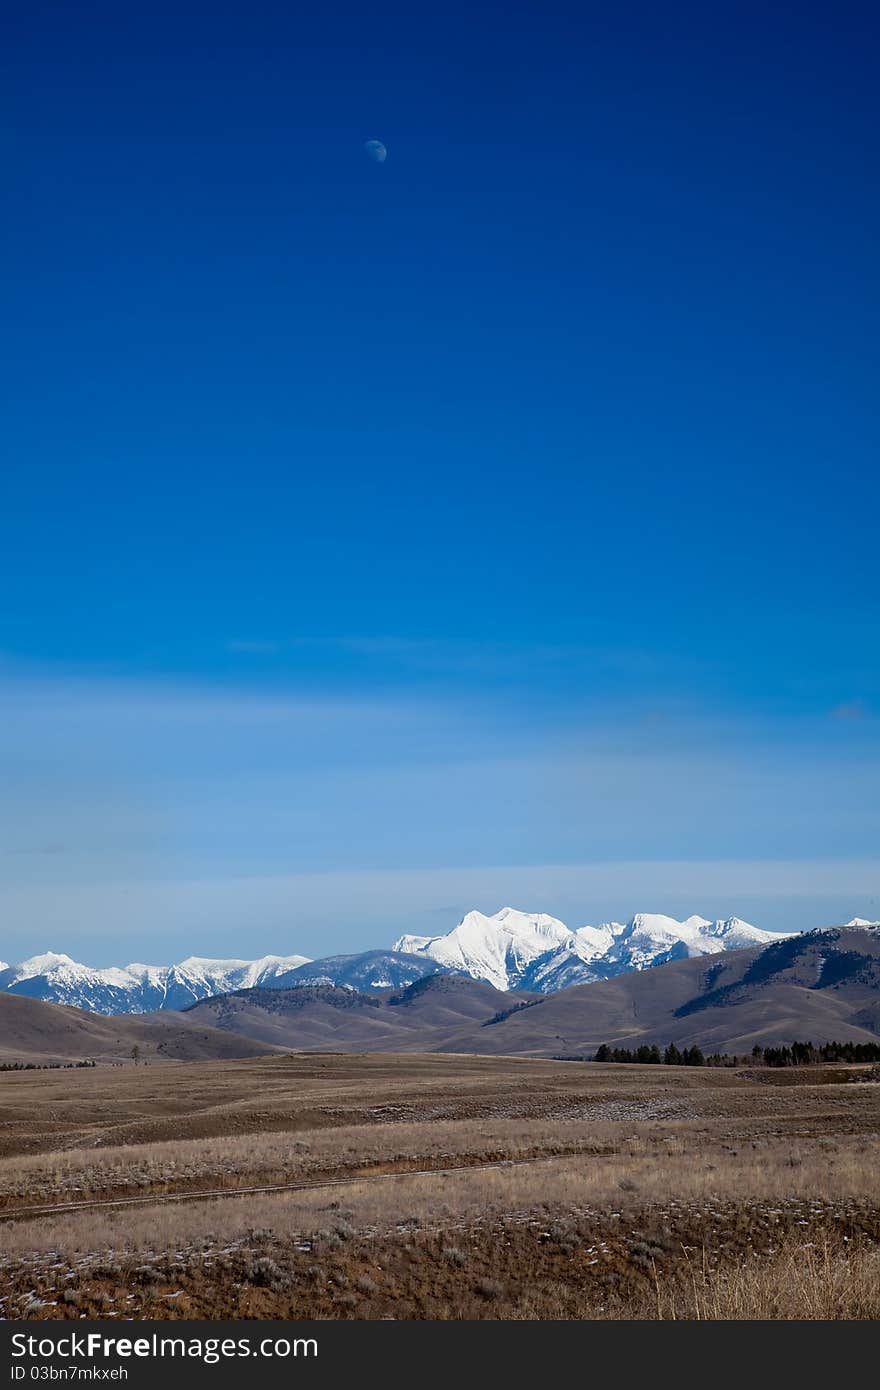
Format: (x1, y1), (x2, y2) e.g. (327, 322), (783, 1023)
(364, 139), (387, 164)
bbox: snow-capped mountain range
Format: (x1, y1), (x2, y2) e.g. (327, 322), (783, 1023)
(0, 952), (310, 1014)
(4, 909), (875, 1014)
(395, 907), (791, 992)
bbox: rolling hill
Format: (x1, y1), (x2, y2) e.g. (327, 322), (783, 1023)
(0, 993), (287, 1065)
(182, 924), (880, 1057)
(3, 926), (877, 1063)
(183, 975), (520, 1052)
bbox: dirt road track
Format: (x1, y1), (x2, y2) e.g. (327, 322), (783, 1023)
(0, 1153), (558, 1223)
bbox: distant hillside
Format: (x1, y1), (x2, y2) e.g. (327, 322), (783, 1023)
(185, 926), (880, 1057)
(4, 926), (878, 1062)
(185, 975), (519, 1051)
(447, 924), (880, 1056)
(0, 993), (285, 1065)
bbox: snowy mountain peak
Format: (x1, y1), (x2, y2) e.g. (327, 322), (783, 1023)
(177, 955), (250, 972)
(395, 907), (570, 991)
(627, 912), (694, 936)
(2, 908), (801, 1014)
(395, 907), (792, 992)
(845, 917), (880, 928)
(9, 951), (81, 981)
(0, 949), (311, 1014)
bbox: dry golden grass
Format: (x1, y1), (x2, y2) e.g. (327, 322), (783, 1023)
(0, 1117), (637, 1203)
(504, 1238), (880, 1320)
(651, 1241), (880, 1320)
(3, 1134), (878, 1257)
(1, 1052), (878, 1319)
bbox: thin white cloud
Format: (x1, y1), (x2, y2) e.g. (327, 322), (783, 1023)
(1, 666), (878, 961)
(1, 859), (878, 965)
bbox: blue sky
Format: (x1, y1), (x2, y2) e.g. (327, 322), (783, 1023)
(1, 2), (878, 963)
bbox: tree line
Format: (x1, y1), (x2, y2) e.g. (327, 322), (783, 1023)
(593, 1043), (709, 1066)
(592, 1039), (880, 1067)
(753, 1040), (880, 1066)
(0, 1060), (97, 1072)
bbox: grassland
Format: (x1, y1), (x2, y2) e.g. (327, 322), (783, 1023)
(1, 1052), (878, 1319)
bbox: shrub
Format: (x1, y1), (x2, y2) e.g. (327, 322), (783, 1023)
(476, 1277), (504, 1300)
(441, 1246), (468, 1266)
(247, 1257), (281, 1287)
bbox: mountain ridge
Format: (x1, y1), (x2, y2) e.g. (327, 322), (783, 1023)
(0, 951), (311, 1015)
(181, 924), (880, 1057)
(394, 907), (791, 991)
(1, 925), (878, 1062)
(3, 910), (876, 1016)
